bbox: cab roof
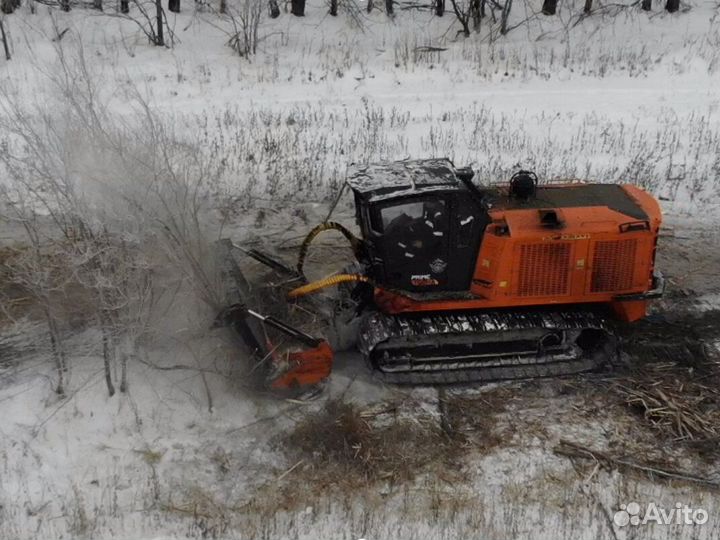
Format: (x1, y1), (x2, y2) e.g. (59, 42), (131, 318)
(347, 159), (461, 201)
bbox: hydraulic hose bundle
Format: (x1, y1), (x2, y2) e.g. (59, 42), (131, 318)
(288, 221), (372, 299)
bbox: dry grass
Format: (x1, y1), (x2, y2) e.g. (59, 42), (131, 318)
(0, 247), (31, 324)
(0, 245), (96, 330)
(440, 387), (511, 453)
(609, 310), (720, 459)
(135, 447), (165, 466)
(162, 487), (233, 539)
(272, 388), (512, 509)
(280, 398), (464, 488)
(614, 371), (720, 441)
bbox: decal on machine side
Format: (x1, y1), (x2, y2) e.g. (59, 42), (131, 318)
(543, 233), (591, 241)
(411, 274), (439, 287)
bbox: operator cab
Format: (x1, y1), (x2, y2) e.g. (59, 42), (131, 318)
(347, 159), (490, 293)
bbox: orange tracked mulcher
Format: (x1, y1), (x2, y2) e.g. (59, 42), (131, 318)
(222, 159), (664, 389)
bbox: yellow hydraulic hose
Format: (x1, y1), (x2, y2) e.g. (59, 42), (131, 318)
(287, 273), (371, 300)
(296, 222), (363, 280)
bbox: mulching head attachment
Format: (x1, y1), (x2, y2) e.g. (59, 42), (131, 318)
(214, 239), (333, 394)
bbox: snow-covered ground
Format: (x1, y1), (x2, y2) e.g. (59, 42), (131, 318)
(1, 0), (720, 538)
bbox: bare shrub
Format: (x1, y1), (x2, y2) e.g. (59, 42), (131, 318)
(226, 0), (263, 57)
(0, 42), (224, 395)
(100, 0), (175, 46)
(0, 237), (71, 394)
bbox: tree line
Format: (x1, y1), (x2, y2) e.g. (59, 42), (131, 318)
(0, 0), (686, 60)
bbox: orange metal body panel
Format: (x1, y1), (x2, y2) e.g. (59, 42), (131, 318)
(269, 341), (334, 389)
(375, 184), (661, 322)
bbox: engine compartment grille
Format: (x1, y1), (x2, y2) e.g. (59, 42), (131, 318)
(517, 243), (571, 297)
(591, 239), (637, 292)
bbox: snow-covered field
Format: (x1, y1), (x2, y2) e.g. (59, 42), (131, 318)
(1, 0), (720, 538)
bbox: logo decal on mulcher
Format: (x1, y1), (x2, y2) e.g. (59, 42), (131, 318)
(429, 258), (447, 274)
(411, 274), (439, 286)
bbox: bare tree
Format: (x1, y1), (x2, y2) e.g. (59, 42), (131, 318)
(435, 0), (444, 16)
(500, 0), (511, 34)
(0, 17), (10, 61)
(0, 97), (121, 396)
(641, 0), (650, 10)
(105, 0), (174, 46)
(168, 0), (179, 12)
(329, 0), (337, 15)
(155, 0), (164, 44)
(0, 43), (221, 400)
(69, 229), (155, 395)
(665, 0), (678, 12)
(448, 0), (471, 36)
(583, 0), (592, 13)
(0, 210), (70, 396)
(114, 241), (155, 393)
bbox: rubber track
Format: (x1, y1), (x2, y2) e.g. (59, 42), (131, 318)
(358, 309), (617, 385)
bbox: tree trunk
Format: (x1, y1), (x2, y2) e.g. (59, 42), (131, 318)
(541, 0), (556, 15)
(155, 0), (164, 45)
(366, 0), (372, 12)
(269, 0), (279, 17)
(45, 312), (65, 395)
(330, 0), (337, 15)
(290, 0), (304, 15)
(471, 0), (480, 28)
(449, 0), (470, 35)
(1, 0), (14, 14)
(480, 0), (485, 18)
(60, 0), (70, 11)
(641, 0), (651, 9)
(385, 0), (393, 15)
(500, 0), (511, 33)
(219, 0), (226, 13)
(0, 19), (9, 61)
(101, 323), (116, 397)
(120, 354), (127, 392)
(120, 0), (129, 12)
(93, 0), (102, 10)
(119, 346), (129, 393)
(168, 0), (179, 12)
(665, 0), (678, 12)
(583, 0), (591, 13)
(434, 0), (444, 16)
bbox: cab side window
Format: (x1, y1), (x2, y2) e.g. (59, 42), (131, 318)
(381, 199), (448, 255)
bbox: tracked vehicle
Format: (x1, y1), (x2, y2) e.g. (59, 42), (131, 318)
(219, 159), (663, 390)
